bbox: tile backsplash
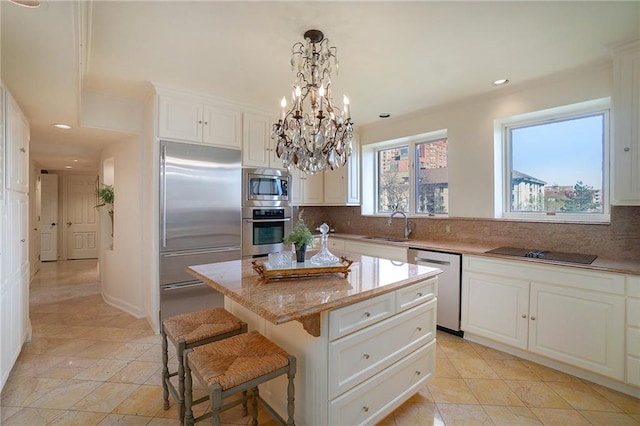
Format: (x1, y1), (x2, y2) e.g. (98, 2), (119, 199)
(300, 206), (640, 262)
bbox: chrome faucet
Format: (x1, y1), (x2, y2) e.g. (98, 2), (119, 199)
(387, 206), (412, 240)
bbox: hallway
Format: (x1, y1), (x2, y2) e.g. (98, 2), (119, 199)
(1, 260), (639, 425)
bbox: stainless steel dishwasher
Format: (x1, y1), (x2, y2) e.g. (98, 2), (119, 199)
(408, 248), (462, 336)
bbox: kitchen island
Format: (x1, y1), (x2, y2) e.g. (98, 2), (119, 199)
(187, 252), (441, 426)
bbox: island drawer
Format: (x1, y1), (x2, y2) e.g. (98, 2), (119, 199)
(328, 340), (435, 426)
(328, 299), (436, 398)
(396, 278), (436, 312)
(329, 292), (395, 340)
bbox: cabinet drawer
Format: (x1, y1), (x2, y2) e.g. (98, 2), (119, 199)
(329, 340), (435, 426)
(329, 299), (436, 398)
(627, 356), (640, 387)
(328, 239), (345, 251)
(627, 276), (640, 297)
(329, 292), (395, 341)
(628, 328), (640, 357)
(396, 278), (436, 312)
(628, 298), (640, 327)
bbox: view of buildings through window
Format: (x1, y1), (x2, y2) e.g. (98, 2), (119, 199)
(509, 113), (605, 214)
(377, 139), (449, 214)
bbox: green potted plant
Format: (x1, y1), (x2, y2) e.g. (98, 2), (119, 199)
(283, 210), (314, 262)
(95, 184), (114, 237)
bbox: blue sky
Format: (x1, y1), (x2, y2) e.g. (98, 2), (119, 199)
(511, 114), (604, 189)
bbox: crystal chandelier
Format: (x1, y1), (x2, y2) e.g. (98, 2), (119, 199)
(272, 29), (354, 175)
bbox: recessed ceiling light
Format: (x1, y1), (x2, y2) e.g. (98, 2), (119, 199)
(492, 79), (509, 86)
(73, 159), (79, 162)
(64, 165), (73, 169)
(379, 113), (391, 118)
(53, 123), (72, 129)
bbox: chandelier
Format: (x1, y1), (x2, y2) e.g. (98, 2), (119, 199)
(272, 29), (354, 175)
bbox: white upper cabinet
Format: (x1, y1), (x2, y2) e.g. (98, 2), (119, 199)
(6, 92), (29, 193)
(291, 168), (324, 205)
(242, 112), (282, 168)
(158, 94), (242, 149)
(324, 135), (360, 205)
(612, 40), (640, 205)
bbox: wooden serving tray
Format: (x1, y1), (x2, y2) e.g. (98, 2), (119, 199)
(252, 256), (353, 282)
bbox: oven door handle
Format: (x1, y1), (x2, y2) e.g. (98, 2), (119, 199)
(244, 218), (291, 223)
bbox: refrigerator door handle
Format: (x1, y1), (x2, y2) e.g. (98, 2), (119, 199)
(162, 282), (206, 291)
(244, 218), (291, 223)
(160, 144), (167, 249)
(161, 246), (242, 258)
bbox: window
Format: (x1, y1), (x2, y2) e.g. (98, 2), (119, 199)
(372, 132), (448, 215)
(501, 100), (609, 222)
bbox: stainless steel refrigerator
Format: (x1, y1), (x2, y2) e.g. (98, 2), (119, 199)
(159, 141), (241, 322)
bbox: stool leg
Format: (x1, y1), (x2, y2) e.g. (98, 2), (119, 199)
(211, 384), (223, 426)
(184, 355), (194, 426)
(251, 387), (259, 426)
(177, 340), (186, 421)
(287, 356), (296, 426)
(241, 390), (248, 416)
(161, 327), (170, 410)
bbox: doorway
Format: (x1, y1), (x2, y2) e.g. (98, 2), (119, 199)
(40, 173), (58, 261)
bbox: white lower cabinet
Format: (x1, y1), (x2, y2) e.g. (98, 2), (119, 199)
(462, 255), (626, 381)
(343, 240), (408, 263)
(627, 276), (640, 387)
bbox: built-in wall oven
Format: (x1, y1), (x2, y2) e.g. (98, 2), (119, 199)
(242, 206), (292, 257)
(242, 168), (292, 258)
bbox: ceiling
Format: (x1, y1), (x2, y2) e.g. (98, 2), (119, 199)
(2, 1), (639, 171)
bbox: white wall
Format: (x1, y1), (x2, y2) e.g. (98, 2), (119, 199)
(359, 63), (613, 218)
(99, 135), (145, 318)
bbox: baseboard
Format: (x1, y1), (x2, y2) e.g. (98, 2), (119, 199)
(101, 290), (146, 319)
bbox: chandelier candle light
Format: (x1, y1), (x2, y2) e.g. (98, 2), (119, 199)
(272, 29), (354, 174)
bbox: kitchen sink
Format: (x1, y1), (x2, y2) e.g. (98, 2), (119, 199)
(363, 236), (407, 243)
(485, 246), (597, 265)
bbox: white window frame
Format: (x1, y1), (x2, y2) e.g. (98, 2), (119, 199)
(362, 129), (448, 217)
(496, 98), (610, 223)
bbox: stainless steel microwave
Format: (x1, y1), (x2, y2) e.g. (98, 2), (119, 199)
(243, 168), (290, 206)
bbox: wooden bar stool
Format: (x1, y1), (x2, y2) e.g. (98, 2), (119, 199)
(161, 308), (247, 422)
(184, 330), (296, 426)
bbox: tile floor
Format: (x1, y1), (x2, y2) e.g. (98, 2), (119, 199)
(1, 259), (639, 425)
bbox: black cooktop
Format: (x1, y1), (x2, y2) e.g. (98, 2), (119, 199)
(485, 246), (597, 265)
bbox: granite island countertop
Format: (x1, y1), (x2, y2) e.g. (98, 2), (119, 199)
(329, 233), (640, 276)
(187, 252), (441, 337)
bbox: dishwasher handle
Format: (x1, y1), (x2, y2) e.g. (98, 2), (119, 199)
(413, 256), (451, 266)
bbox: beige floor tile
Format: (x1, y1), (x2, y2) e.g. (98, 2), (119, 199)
(438, 341), (482, 359)
(146, 418), (179, 425)
(504, 380), (573, 409)
(47, 409), (109, 425)
(47, 339), (102, 358)
(547, 381), (623, 412)
(427, 378), (479, 404)
(39, 356), (98, 379)
(520, 360), (582, 383)
(72, 382), (140, 413)
(113, 385), (164, 417)
(74, 341), (124, 359)
(465, 378), (524, 406)
(73, 358), (130, 381)
(469, 342), (518, 361)
(1, 407), (66, 425)
(4, 355), (66, 379)
(108, 360), (159, 384)
(586, 381), (640, 414)
(405, 385), (435, 404)
(1, 376), (66, 407)
(578, 409), (640, 425)
(436, 403), (492, 425)
(450, 358), (500, 379)
(111, 342), (157, 361)
(391, 401), (444, 425)
(28, 379), (102, 409)
(143, 367), (164, 386)
(486, 359), (541, 381)
(0, 406), (22, 422)
(79, 326), (147, 343)
(98, 413), (154, 425)
(529, 407), (591, 425)
(435, 357), (461, 378)
(483, 405), (542, 425)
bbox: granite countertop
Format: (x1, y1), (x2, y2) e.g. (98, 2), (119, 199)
(330, 233), (640, 276)
(187, 252), (441, 337)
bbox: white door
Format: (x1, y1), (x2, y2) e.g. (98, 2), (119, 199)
(65, 174), (98, 259)
(40, 174), (58, 261)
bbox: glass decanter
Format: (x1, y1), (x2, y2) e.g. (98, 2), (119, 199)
(310, 223), (339, 265)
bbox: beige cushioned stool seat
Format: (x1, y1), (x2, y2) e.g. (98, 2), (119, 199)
(189, 330), (290, 390)
(163, 308), (244, 345)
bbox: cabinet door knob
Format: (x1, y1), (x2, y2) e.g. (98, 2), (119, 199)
(521, 314), (527, 319)
(51, 222), (57, 226)
(20, 147), (26, 153)
(198, 120), (202, 124)
(363, 312), (371, 318)
(362, 406), (369, 413)
(416, 326), (422, 332)
(624, 147), (630, 152)
(20, 239), (25, 243)
(204, 121), (208, 125)
(415, 370), (421, 375)
(67, 222), (72, 226)
(363, 353), (370, 359)
(417, 292), (423, 297)
(530, 316), (536, 320)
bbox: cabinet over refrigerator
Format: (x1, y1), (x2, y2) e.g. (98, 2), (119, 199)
(159, 141), (241, 322)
